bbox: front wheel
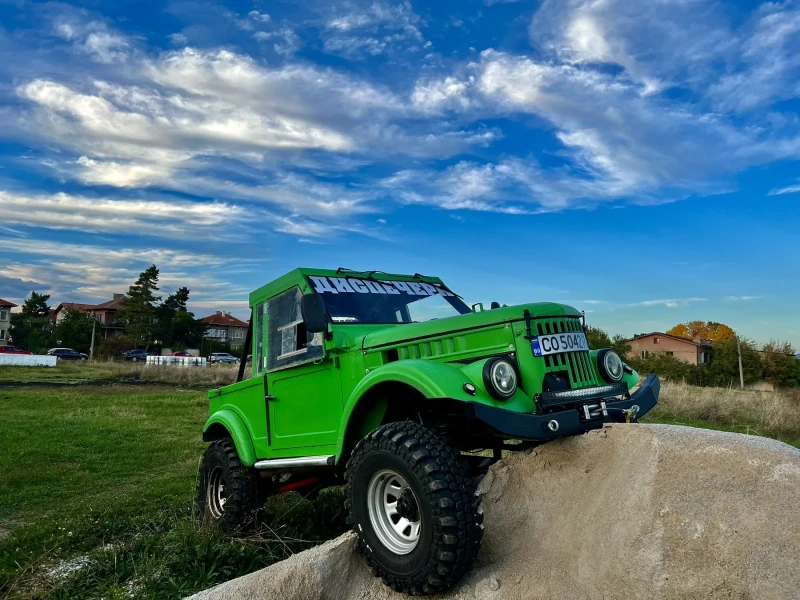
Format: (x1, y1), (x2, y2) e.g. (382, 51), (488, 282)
(345, 422), (483, 595)
(196, 438), (262, 531)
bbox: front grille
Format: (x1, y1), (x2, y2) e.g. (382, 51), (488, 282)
(535, 317), (598, 388)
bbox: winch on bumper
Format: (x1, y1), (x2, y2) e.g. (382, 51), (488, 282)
(466, 374), (660, 442)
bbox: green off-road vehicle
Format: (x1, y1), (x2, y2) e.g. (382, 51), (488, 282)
(197, 268), (660, 595)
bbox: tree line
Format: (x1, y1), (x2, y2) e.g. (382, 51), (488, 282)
(586, 321), (800, 389)
(9, 265), (209, 357)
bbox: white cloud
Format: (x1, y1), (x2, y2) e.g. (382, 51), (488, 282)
(723, 296), (761, 302)
(168, 32), (188, 45)
(403, 37), (800, 211)
(531, 0), (800, 113)
(75, 157), (172, 187)
(253, 27), (301, 55)
(52, 17), (130, 63)
(323, 1), (425, 58)
(768, 183), (800, 196)
(0, 237), (257, 310)
(247, 11), (271, 23)
(628, 298), (707, 308)
(411, 76), (473, 112)
(0, 190), (249, 240)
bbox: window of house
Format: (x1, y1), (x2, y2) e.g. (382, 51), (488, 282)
(266, 286), (323, 372)
(0, 310), (8, 321)
(232, 329), (243, 339)
(654, 337), (660, 344)
(665, 351), (674, 356)
(641, 350), (649, 358)
(699, 351), (710, 364)
(0, 329), (5, 340)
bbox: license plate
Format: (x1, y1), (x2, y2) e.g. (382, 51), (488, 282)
(531, 331), (589, 357)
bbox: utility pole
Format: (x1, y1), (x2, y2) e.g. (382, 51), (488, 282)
(736, 335), (744, 389)
(89, 311), (97, 361)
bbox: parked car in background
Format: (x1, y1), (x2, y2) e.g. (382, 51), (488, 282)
(171, 351), (193, 357)
(46, 348), (87, 361)
(209, 352), (240, 364)
(0, 346), (33, 355)
(122, 349), (149, 362)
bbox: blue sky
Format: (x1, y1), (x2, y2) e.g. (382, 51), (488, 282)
(0, 0), (798, 347)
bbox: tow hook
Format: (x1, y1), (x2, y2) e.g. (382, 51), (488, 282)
(624, 405), (640, 423)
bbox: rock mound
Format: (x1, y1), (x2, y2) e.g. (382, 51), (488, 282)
(188, 425), (800, 599)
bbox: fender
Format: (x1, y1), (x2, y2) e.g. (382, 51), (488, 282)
(202, 409), (257, 467)
(334, 359), (536, 461)
(335, 360), (479, 461)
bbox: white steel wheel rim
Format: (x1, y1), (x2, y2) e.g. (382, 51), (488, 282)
(367, 469), (421, 555)
(207, 466), (227, 519)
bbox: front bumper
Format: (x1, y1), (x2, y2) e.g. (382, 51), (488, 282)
(465, 374), (660, 442)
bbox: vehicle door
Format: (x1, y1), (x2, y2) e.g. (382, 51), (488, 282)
(258, 286), (343, 451)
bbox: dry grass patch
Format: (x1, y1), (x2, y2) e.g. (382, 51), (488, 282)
(647, 379), (800, 445)
(0, 361), (245, 387)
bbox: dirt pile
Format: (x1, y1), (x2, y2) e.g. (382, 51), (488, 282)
(188, 424), (800, 600)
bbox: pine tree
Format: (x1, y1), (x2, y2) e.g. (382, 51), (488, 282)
(21, 291), (51, 318)
(10, 291), (53, 352)
(120, 265), (161, 350)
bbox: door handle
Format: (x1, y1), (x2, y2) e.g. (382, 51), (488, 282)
(266, 395), (276, 401)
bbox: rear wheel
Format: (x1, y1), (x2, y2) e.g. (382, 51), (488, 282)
(197, 438), (262, 531)
(345, 422), (483, 595)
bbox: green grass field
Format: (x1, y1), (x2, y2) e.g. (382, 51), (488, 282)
(1, 364), (797, 599)
(0, 381), (346, 600)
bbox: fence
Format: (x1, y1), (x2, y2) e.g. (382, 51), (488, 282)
(0, 354), (57, 367)
(146, 356), (207, 367)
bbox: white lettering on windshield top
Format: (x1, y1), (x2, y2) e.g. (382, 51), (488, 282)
(309, 276), (454, 297)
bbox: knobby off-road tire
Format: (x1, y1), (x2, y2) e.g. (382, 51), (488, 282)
(196, 438), (262, 532)
(345, 422), (483, 595)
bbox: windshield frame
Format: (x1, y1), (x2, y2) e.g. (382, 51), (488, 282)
(306, 275), (470, 325)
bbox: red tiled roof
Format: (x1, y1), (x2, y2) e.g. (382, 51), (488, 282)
(627, 332), (713, 347)
(0, 299), (18, 308)
(93, 296), (127, 310)
(55, 296), (127, 314)
(55, 302), (95, 313)
(201, 313), (249, 327)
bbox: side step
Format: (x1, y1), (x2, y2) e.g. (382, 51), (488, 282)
(253, 455), (335, 471)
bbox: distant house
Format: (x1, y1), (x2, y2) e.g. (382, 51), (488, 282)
(0, 299), (16, 347)
(201, 311), (249, 350)
(624, 332), (713, 365)
(53, 294), (128, 339)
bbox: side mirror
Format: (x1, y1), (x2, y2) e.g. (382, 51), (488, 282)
(301, 294), (329, 333)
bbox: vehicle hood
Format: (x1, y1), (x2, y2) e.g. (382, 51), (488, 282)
(361, 302), (580, 349)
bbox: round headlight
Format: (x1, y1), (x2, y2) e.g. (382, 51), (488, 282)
(483, 357), (518, 400)
(598, 349), (624, 382)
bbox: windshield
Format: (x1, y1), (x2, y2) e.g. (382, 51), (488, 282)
(308, 275), (471, 324)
